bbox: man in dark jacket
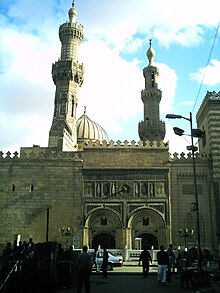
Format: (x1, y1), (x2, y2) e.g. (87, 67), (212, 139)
(157, 245), (169, 286)
(101, 247), (109, 278)
(139, 246), (152, 277)
(76, 245), (92, 293)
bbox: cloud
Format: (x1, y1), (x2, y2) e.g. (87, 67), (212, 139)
(77, 40), (177, 137)
(1, 0), (220, 153)
(82, 0), (220, 50)
(157, 63), (177, 113)
(154, 26), (204, 48)
(189, 59), (220, 86)
(177, 101), (195, 106)
(165, 123), (192, 155)
(78, 40), (143, 131)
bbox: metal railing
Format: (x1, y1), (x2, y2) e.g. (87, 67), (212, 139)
(0, 260), (20, 293)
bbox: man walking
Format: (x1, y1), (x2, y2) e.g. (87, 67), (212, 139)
(139, 246), (152, 277)
(157, 245), (169, 286)
(76, 245), (92, 293)
(101, 247), (109, 278)
(167, 243), (175, 277)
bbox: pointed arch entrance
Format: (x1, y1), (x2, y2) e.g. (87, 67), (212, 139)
(92, 233), (116, 249)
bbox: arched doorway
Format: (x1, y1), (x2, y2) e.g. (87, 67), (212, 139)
(139, 233), (158, 250)
(127, 207), (167, 249)
(92, 233), (116, 249)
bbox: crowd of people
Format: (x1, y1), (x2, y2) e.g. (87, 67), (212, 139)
(0, 238), (216, 292)
(0, 238), (35, 282)
(155, 243), (214, 287)
(75, 243), (215, 291)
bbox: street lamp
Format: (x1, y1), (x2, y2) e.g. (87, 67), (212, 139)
(178, 228), (194, 249)
(166, 112), (203, 270)
(61, 227), (72, 249)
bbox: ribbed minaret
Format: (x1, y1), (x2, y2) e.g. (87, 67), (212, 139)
(138, 40), (165, 142)
(48, 1), (84, 151)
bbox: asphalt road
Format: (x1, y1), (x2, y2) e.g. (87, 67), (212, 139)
(57, 264), (195, 293)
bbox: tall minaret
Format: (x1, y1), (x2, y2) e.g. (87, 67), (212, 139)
(138, 40), (165, 142)
(48, 1), (84, 151)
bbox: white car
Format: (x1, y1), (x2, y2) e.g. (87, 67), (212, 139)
(93, 251), (123, 271)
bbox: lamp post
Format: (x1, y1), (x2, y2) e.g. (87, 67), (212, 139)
(61, 227), (72, 249)
(178, 228), (194, 249)
(166, 112), (203, 270)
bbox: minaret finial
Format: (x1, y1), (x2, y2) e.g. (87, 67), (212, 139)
(69, 0), (77, 23)
(84, 106), (87, 114)
(146, 39), (155, 65)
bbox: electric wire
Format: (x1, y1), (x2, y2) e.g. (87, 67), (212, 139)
(192, 20), (220, 113)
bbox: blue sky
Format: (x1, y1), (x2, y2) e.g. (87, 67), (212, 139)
(0, 0), (220, 154)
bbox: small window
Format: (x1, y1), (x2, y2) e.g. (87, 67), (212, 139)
(202, 129), (206, 147)
(30, 184), (34, 192)
(151, 72), (155, 87)
(143, 217), (149, 226)
(12, 184), (15, 191)
(101, 217), (107, 226)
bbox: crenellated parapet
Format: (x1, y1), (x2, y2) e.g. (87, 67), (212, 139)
(83, 139), (169, 149)
(0, 149), (83, 161)
(0, 151), (19, 159)
(169, 151), (210, 160)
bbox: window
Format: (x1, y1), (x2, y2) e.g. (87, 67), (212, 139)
(143, 217), (149, 226)
(103, 182), (110, 196)
(101, 217), (107, 226)
(151, 72), (155, 87)
(141, 182), (148, 196)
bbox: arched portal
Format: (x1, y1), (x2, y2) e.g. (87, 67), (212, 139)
(92, 233), (116, 249)
(127, 206), (168, 249)
(84, 207), (123, 249)
(139, 233), (158, 250)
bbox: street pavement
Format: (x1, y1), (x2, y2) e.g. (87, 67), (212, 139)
(57, 263), (196, 293)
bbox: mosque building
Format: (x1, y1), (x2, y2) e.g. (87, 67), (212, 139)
(1, 2), (220, 255)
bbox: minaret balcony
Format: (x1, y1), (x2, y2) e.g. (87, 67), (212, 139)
(59, 23), (84, 43)
(52, 60), (84, 85)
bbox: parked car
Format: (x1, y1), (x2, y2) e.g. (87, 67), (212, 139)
(93, 250), (123, 271)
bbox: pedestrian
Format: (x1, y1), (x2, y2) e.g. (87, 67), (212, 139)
(167, 243), (175, 276)
(176, 248), (183, 274)
(0, 242), (13, 279)
(157, 245), (169, 286)
(101, 247), (109, 278)
(57, 243), (64, 261)
(138, 246), (152, 277)
(27, 237), (35, 258)
(13, 240), (23, 273)
(76, 245), (92, 293)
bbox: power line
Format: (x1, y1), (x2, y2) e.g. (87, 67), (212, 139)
(192, 21), (220, 113)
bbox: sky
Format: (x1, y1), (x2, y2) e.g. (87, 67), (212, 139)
(0, 0), (220, 155)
